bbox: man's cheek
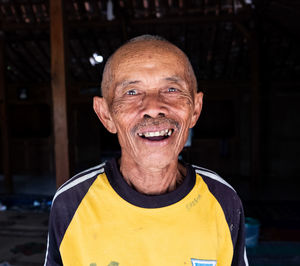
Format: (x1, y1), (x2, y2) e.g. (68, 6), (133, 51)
(117, 128), (134, 144)
(111, 98), (131, 115)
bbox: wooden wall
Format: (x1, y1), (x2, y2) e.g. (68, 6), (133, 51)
(1, 0), (300, 200)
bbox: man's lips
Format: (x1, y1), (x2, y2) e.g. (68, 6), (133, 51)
(138, 128), (173, 138)
(132, 116), (179, 141)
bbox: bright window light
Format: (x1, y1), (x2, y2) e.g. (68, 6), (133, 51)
(89, 53), (103, 66)
(89, 57), (96, 66)
(93, 53), (103, 63)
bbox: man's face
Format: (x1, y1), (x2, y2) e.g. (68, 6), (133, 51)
(95, 43), (203, 169)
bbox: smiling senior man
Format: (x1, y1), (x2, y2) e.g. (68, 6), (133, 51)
(44, 35), (248, 266)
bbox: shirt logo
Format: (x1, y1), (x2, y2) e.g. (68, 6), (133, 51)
(107, 262), (119, 266)
(191, 258), (217, 266)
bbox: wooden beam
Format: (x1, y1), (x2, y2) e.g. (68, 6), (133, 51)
(68, 40), (93, 81)
(249, 33), (262, 198)
(50, 0), (70, 188)
(235, 19), (262, 198)
(66, 13), (251, 29)
(208, 24), (218, 80)
(23, 41), (49, 80)
(235, 21), (251, 40)
(0, 36), (13, 193)
(1, 22), (49, 31)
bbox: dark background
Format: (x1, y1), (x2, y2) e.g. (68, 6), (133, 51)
(1, 0), (300, 243)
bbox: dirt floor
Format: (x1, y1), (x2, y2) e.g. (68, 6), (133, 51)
(0, 210), (48, 266)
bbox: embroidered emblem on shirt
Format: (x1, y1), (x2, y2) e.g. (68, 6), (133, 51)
(191, 258), (217, 266)
(186, 194), (201, 210)
(107, 261), (119, 266)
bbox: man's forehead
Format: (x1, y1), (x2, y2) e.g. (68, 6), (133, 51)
(111, 40), (185, 66)
(101, 39), (196, 100)
(115, 75), (187, 89)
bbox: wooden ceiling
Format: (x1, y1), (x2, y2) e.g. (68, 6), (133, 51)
(0, 0), (299, 85)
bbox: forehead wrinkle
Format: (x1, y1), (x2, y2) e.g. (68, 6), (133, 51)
(163, 76), (187, 85)
(116, 80), (141, 89)
(102, 38), (197, 101)
(114, 76), (188, 94)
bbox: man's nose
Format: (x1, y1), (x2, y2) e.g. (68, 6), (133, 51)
(141, 93), (167, 118)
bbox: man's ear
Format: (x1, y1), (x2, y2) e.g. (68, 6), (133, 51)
(93, 96), (117, 134)
(189, 91), (203, 128)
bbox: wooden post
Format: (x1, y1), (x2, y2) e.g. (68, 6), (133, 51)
(0, 36), (13, 193)
(50, 0), (70, 187)
(235, 22), (262, 198)
(249, 34), (261, 197)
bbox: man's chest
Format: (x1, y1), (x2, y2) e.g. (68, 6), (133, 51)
(59, 179), (233, 265)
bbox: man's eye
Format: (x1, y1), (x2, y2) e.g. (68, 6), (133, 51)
(168, 87), (177, 92)
(127, 89), (137, 95)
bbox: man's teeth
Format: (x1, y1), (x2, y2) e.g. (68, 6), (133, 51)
(138, 129), (173, 138)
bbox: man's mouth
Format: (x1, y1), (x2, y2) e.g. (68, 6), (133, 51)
(137, 128), (174, 141)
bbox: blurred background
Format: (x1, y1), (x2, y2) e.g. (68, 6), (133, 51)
(0, 0), (300, 265)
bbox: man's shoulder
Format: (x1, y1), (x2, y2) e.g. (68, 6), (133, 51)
(190, 164), (242, 207)
(52, 161), (107, 206)
(191, 164), (235, 192)
(191, 164), (244, 225)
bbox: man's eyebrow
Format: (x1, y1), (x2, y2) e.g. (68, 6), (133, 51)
(116, 80), (141, 89)
(163, 76), (185, 83)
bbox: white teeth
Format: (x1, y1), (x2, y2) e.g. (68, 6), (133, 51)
(139, 129), (173, 138)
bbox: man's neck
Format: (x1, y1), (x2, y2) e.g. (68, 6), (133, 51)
(118, 157), (186, 195)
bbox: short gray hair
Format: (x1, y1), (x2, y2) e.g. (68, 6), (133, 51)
(127, 34), (167, 43)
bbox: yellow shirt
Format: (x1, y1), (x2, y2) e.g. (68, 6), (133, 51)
(44, 159), (248, 266)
